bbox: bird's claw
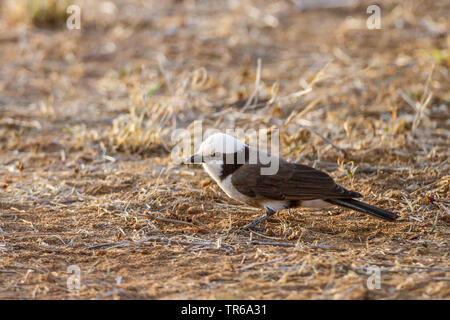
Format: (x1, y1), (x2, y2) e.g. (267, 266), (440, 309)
(241, 224), (265, 232)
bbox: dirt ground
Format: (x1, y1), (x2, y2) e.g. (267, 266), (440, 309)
(0, 0), (449, 299)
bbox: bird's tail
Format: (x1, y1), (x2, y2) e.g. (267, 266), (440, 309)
(326, 198), (398, 221)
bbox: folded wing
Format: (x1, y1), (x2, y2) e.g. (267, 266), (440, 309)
(231, 162), (362, 201)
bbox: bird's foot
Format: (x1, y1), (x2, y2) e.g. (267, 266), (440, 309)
(241, 224), (265, 232)
(241, 214), (272, 231)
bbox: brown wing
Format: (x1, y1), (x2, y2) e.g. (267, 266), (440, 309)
(231, 161), (361, 201)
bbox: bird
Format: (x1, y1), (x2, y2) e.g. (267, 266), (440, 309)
(188, 132), (398, 229)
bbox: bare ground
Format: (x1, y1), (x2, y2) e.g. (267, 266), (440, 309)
(0, 0), (449, 299)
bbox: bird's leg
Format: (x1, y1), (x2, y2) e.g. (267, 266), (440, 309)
(242, 207), (276, 230)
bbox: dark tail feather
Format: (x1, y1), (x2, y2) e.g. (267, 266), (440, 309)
(326, 198), (398, 221)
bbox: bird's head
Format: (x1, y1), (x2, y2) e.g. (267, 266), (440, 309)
(188, 133), (248, 179)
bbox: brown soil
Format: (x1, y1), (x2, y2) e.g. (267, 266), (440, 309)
(0, 0), (449, 299)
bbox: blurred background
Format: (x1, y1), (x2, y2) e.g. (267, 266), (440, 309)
(1, 0), (448, 156)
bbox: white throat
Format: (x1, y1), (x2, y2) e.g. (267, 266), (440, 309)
(202, 162), (223, 183)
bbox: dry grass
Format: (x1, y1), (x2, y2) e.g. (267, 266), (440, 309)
(3, 0), (71, 28)
(0, 0), (449, 299)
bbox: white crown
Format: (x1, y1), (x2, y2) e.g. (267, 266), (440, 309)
(199, 133), (247, 155)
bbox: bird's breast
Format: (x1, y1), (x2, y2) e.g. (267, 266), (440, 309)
(216, 175), (257, 206)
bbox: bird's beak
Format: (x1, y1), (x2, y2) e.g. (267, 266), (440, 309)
(188, 153), (203, 164)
